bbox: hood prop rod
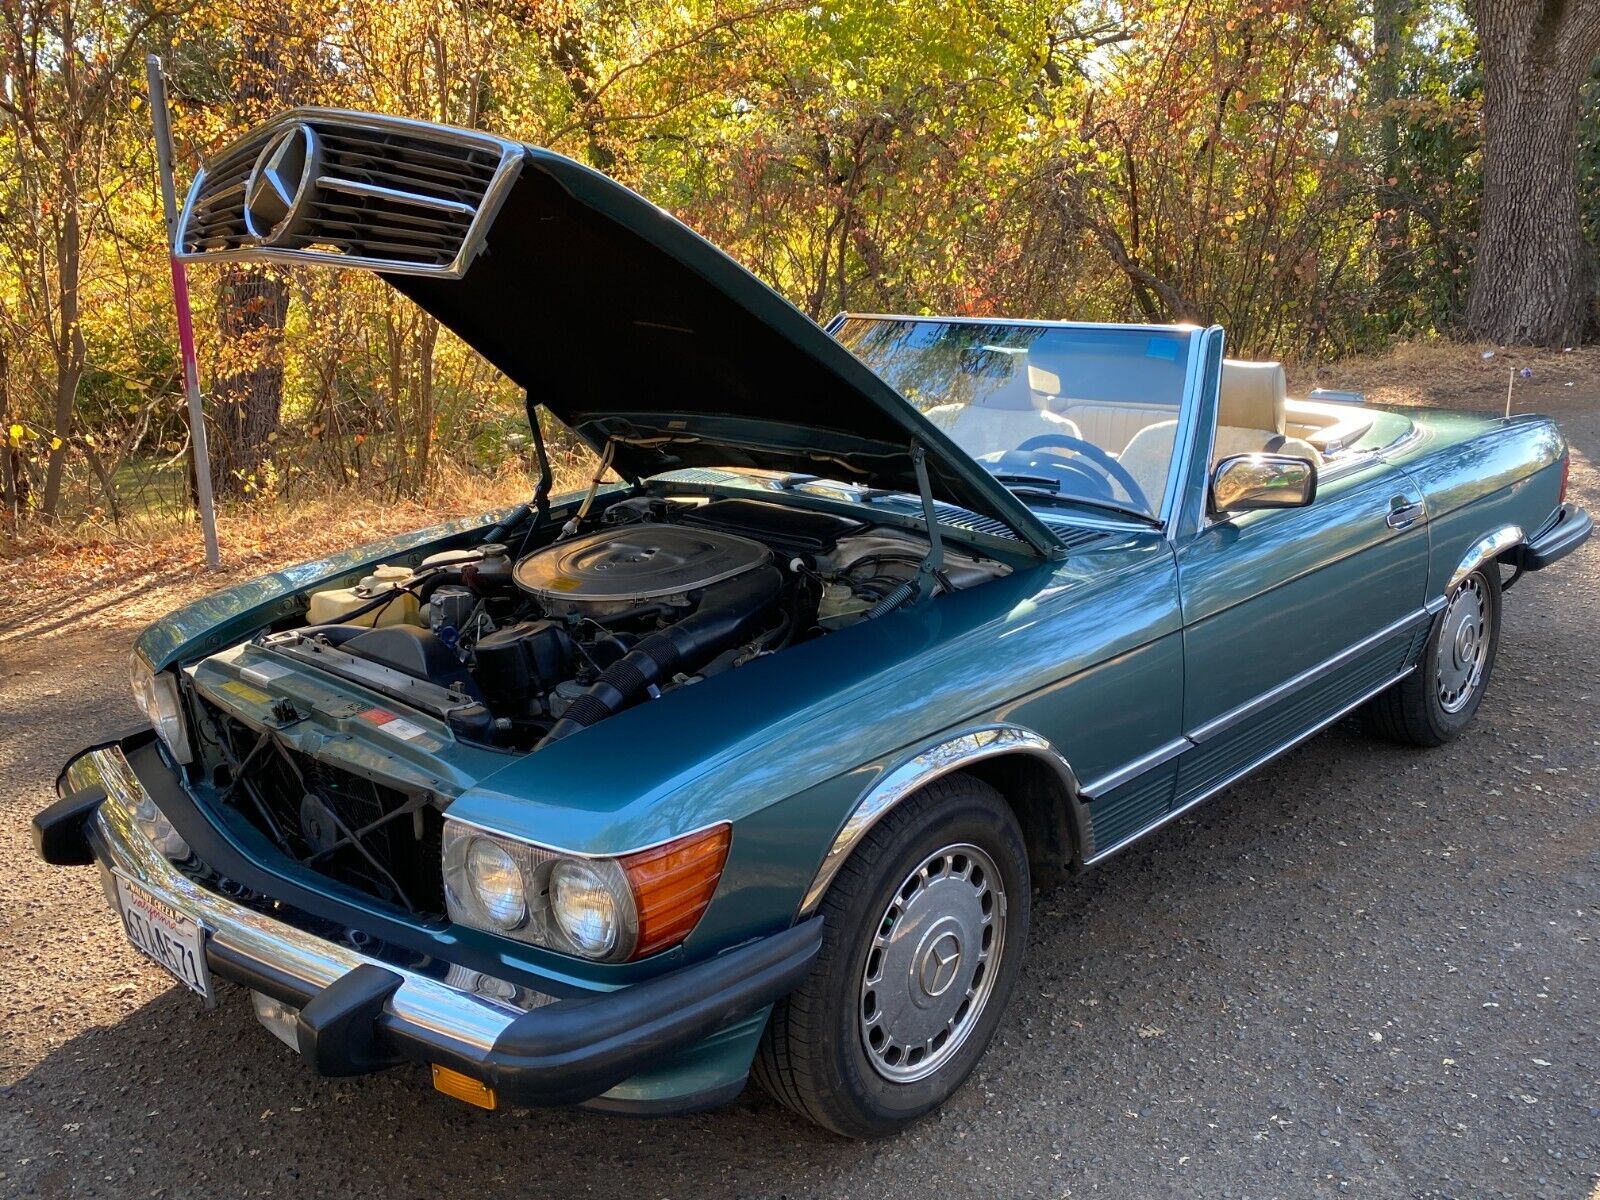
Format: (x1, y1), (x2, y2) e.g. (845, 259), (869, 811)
(529, 398), (554, 526)
(559, 439), (616, 540)
(868, 442), (945, 618)
(491, 396), (559, 553)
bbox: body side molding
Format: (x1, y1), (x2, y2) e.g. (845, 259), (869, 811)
(1081, 661), (1418, 867)
(1079, 737), (1191, 800)
(1186, 603), (1440, 744)
(1078, 597), (1448, 857)
(799, 725), (1079, 915)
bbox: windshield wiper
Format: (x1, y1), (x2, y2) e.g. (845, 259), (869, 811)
(1004, 485), (1162, 527)
(990, 472), (1061, 491)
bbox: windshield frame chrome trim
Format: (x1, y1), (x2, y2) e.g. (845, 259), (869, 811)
(1162, 325), (1226, 542)
(829, 313), (1203, 335)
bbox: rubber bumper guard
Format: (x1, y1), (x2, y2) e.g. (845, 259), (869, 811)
(1512, 504), (1592, 572)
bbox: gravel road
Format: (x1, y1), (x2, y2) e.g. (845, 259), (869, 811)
(2, 387), (1596, 1200)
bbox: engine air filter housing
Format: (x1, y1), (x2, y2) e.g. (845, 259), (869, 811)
(514, 526), (771, 617)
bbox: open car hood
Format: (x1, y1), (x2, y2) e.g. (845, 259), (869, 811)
(175, 109), (1063, 556)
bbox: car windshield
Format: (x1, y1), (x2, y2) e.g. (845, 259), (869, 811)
(835, 317), (1193, 521)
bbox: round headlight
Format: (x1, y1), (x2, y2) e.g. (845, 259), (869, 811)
(129, 652), (194, 765)
(466, 838), (527, 929)
(549, 859), (625, 956)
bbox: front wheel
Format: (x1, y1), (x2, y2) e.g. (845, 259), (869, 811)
(1362, 564), (1502, 746)
(753, 774), (1030, 1138)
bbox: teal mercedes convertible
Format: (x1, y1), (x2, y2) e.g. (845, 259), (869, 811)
(36, 111), (1590, 1137)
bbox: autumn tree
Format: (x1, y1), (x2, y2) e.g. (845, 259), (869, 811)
(0, 0), (183, 519)
(1466, 0), (1600, 344)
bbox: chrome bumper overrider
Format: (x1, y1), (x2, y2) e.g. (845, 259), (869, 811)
(54, 744), (821, 1108)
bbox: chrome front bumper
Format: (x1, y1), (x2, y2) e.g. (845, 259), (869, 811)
(64, 744), (528, 1051)
(48, 742), (821, 1109)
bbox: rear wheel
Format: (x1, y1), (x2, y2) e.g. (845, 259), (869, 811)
(1363, 565), (1502, 746)
(753, 774), (1030, 1138)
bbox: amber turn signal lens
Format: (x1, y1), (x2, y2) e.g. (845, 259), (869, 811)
(431, 1064), (496, 1109)
(621, 823), (732, 959)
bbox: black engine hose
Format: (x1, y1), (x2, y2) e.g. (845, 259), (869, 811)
(539, 566), (784, 746)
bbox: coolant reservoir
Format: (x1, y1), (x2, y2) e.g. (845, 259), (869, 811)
(307, 564), (420, 627)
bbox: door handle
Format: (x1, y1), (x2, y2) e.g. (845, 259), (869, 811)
(1387, 500), (1425, 529)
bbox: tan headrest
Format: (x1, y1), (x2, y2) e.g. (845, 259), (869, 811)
(1219, 359), (1286, 433)
(1027, 363), (1061, 395)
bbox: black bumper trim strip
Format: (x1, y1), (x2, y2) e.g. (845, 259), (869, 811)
(208, 912), (820, 1107)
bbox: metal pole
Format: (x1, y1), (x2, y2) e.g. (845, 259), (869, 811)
(147, 55), (221, 570)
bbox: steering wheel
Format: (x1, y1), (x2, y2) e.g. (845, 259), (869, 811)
(1012, 433), (1152, 513)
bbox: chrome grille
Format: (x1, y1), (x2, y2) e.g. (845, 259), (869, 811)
(177, 109), (523, 278)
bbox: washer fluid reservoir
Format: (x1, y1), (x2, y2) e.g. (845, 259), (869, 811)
(306, 564), (420, 627)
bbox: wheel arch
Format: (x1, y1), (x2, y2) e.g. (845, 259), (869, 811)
(1450, 523), (1524, 592)
(798, 725), (1085, 916)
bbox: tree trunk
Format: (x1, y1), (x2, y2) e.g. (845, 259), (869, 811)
(0, 337), (27, 518)
(212, 266), (288, 492)
(40, 172), (86, 519)
(209, 11), (302, 497)
(1371, 0), (1416, 313)
(1466, 0), (1600, 345)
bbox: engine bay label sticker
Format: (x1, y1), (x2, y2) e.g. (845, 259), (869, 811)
(359, 707), (428, 741)
(220, 680), (274, 706)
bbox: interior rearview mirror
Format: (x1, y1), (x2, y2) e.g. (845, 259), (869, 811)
(1210, 453), (1318, 514)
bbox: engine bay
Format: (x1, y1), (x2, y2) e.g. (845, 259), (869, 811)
(256, 496), (1009, 751)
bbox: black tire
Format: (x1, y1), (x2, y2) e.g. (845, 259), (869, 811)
(753, 773), (1030, 1138)
(1362, 564), (1502, 747)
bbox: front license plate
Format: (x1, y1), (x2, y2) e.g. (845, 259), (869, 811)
(114, 873), (216, 1007)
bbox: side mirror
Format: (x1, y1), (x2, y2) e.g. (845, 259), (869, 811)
(1210, 453), (1318, 515)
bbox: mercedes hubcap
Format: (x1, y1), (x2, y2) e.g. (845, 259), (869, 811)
(859, 843), (1006, 1083)
(1437, 573), (1488, 713)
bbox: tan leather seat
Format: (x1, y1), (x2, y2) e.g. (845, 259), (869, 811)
(1116, 359), (1320, 509)
(924, 362), (1082, 458)
(1117, 419), (1178, 507)
(1024, 363), (1172, 449)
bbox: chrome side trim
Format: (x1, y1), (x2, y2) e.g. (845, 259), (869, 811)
(799, 725), (1078, 915)
(65, 746), (533, 1052)
(1079, 737), (1192, 800)
(1083, 663), (1417, 866)
(1187, 605), (1433, 744)
(1449, 525), (1524, 591)
(1079, 599), (1444, 807)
